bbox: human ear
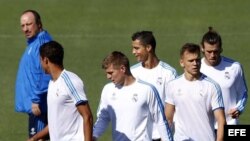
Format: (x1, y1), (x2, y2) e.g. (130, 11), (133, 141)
(200, 45), (204, 53)
(146, 45), (152, 52)
(120, 65), (126, 73)
(180, 59), (184, 68)
(45, 57), (49, 64)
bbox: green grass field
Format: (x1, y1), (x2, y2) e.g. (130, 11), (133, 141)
(0, 0), (249, 140)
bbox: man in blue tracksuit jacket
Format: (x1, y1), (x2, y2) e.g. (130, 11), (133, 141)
(15, 9), (52, 140)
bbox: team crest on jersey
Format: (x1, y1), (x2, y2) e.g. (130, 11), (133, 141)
(132, 93), (138, 102)
(177, 89), (182, 96)
(224, 71), (230, 79)
(156, 77), (163, 85)
(111, 92), (116, 100)
(56, 89), (59, 96)
(199, 90), (204, 97)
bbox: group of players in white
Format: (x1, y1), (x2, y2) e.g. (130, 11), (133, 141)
(92, 29), (248, 141)
(18, 9), (247, 141)
(51, 29), (247, 141)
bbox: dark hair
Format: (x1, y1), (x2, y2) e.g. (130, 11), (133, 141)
(180, 43), (201, 58)
(40, 41), (64, 67)
(22, 9), (43, 28)
(102, 51), (130, 72)
(201, 26), (222, 48)
(131, 31), (156, 50)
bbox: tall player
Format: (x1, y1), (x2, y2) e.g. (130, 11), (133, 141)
(200, 27), (248, 130)
(130, 31), (177, 141)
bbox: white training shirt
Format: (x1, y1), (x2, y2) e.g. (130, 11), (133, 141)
(93, 79), (173, 141)
(47, 69), (88, 141)
(131, 61), (177, 139)
(165, 74), (224, 141)
(200, 56), (248, 127)
(131, 61), (177, 105)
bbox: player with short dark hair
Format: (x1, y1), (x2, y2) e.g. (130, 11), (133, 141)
(28, 41), (93, 141)
(131, 31), (177, 141)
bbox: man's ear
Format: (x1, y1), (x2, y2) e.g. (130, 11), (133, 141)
(120, 65), (126, 73)
(146, 44), (152, 52)
(45, 57), (49, 64)
(200, 45), (204, 53)
(38, 23), (42, 30)
(180, 59), (184, 68)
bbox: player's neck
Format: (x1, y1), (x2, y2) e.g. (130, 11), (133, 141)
(123, 75), (135, 86)
(50, 66), (64, 81)
(143, 55), (159, 69)
(184, 72), (201, 81)
(204, 56), (221, 66)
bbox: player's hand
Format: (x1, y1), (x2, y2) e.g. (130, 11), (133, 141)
(32, 103), (41, 116)
(228, 108), (239, 119)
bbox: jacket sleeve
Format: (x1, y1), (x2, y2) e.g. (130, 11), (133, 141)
(235, 64), (248, 113)
(29, 35), (51, 104)
(93, 86), (111, 138)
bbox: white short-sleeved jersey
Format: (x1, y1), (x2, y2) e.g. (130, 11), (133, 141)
(131, 61), (177, 105)
(47, 69), (88, 141)
(93, 79), (173, 141)
(131, 61), (177, 139)
(201, 57), (248, 127)
(165, 74), (224, 141)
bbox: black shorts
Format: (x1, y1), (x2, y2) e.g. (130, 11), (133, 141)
(28, 113), (49, 139)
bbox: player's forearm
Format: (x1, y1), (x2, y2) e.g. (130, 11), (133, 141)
(216, 125), (224, 141)
(93, 114), (110, 138)
(84, 115), (93, 141)
(216, 119), (226, 141)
